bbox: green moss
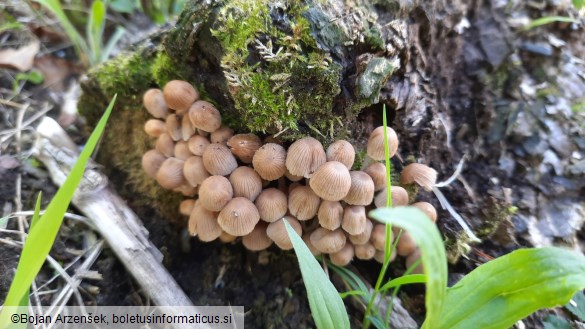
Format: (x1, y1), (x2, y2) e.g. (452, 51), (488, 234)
(151, 51), (190, 87)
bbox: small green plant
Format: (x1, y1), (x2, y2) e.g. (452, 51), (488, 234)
(543, 291), (585, 329)
(0, 96), (116, 327)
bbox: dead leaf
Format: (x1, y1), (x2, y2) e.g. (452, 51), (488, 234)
(0, 38), (40, 71)
(0, 155), (20, 173)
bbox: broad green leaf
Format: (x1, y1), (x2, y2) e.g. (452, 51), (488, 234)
(524, 16), (578, 30)
(369, 207), (448, 329)
(0, 96), (116, 327)
(573, 0), (584, 9)
(438, 247), (585, 329)
(566, 290), (585, 320)
(284, 219), (350, 329)
(380, 274), (426, 293)
(543, 315), (572, 329)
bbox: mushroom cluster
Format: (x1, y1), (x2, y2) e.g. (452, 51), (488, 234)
(141, 79), (439, 271)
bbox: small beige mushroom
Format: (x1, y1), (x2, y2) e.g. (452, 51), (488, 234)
(188, 201), (221, 241)
(217, 197), (260, 236)
(179, 199), (196, 216)
(343, 171), (375, 205)
(317, 200), (343, 230)
(266, 216), (302, 250)
(181, 114), (196, 141)
(252, 143), (287, 181)
(173, 184), (198, 197)
(310, 228), (346, 254)
(202, 143), (238, 176)
(155, 133), (175, 157)
(174, 141), (192, 160)
(370, 224), (392, 251)
(198, 175), (233, 211)
(288, 185), (321, 220)
(156, 157), (185, 189)
(330, 242), (354, 266)
(143, 88), (169, 119)
(227, 134), (262, 163)
(255, 188), (288, 223)
(367, 126), (399, 161)
(242, 222), (273, 251)
(188, 100), (221, 133)
(309, 161), (352, 201)
(163, 80), (198, 114)
(286, 137), (326, 178)
(405, 248), (424, 274)
(210, 125), (234, 144)
(348, 219), (373, 245)
(396, 231), (417, 257)
(364, 162), (387, 192)
(302, 233), (321, 256)
(219, 231), (237, 243)
(142, 149), (166, 178)
(188, 135), (210, 156)
(326, 140), (355, 170)
(373, 249), (397, 264)
(400, 163), (438, 191)
(144, 119), (166, 137)
(374, 186), (409, 208)
(183, 156), (210, 186)
(165, 114), (182, 141)
(341, 205), (367, 235)
(354, 242), (376, 260)
(229, 166), (263, 201)
(412, 201), (438, 223)
(284, 168), (303, 182)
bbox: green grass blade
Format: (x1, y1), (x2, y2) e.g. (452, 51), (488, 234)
(29, 192), (42, 233)
(524, 16), (578, 30)
(368, 206), (447, 329)
(87, 0), (106, 65)
(284, 219), (350, 329)
(379, 274), (426, 293)
(101, 26), (126, 62)
(367, 315), (386, 329)
(0, 95), (116, 325)
(340, 290), (369, 299)
(437, 247), (585, 329)
(328, 263), (369, 294)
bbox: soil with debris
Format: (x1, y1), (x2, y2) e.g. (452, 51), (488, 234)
(1, 1), (585, 329)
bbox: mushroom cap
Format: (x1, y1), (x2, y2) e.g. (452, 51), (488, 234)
(174, 141), (192, 160)
(202, 143), (238, 176)
(165, 114), (182, 141)
(354, 243), (376, 260)
(400, 163), (438, 191)
(326, 140), (355, 170)
(183, 156), (210, 186)
(364, 162), (387, 192)
(181, 114), (196, 141)
(188, 201), (221, 241)
(210, 125), (234, 144)
(367, 126), (399, 161)
(252, 143), (287, 181)
(173, 183), (198, 197)
(227, 134), (262, 163)
(284, 168), (303, 182)
(255, 188), (288, 223)
(266, 216), (302, 250)
(374, 186), (409, 208)
(373, 248), (397, 264)
(156, 157), (185, 189)
(217, 197), (260, 236)
(242, 222), (273, 251)
(412, 201), (438, 222)
(317, 200), (343, 230)
(187, 135), (210, 156)
(310, 228), (346, 254)
(286, 137), (326, 178)
(330, 242), (354, 266)
(309, 161), (352, 201)
(370, 224), (392, 251)
(198, 175), (233, 211)
(396, 231), (417, 257)
(155, 133), (175, 157)
(348, 219), (373, 245)
(142, 149), (166, 178)
(405, 248), (424, 274)
(229, 166), (263, 201)
(179, 199), (196, 216)
(143, 88), (169, 119)
(163, 80), (198, 113)
(188, 100), (222, 133)
(288, 185), (321, 220)
(219, 231), (237, 243)
(302, 233), (321, 256)
(343, 171), (375, 205)
(341, 205), (367, 235)
(144, 119), (166, 137)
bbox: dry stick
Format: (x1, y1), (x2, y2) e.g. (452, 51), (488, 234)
(33, 117), (205, 329)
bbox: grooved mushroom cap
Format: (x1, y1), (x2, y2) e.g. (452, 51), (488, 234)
(310, 228), (346, 254)
(202, 143), (238, 176)
(309, 161), (352, 201)
(156, 157), (185, 189)
(412, 201), (438, 222)
(255, 188), (288, 222)
(142, 149), (166, 178)
(286, 137), (326, 178)
(396, 231), (417, 257)
(219, 231), (237, 243)
(188, 201), (221, 241)
(174, 141), (192, 160)
(284, 168), (303, 182)
(165, 114), (182, 141)
(342, 205), (367, 235)
(343, 171), (375, 205)
(183, 156), (210, 186)
(371, 224), (392, 251)
(317, 200), (343, 230)
(229, 166), (262, 201)
(188, 135), (210, 156)
(144, 119), (166, 137)
(252, 143), (287, 181)
(198, 175), (233, 211)
(242, 222), (273, 251)
(302, 233), (321, 256)
(373, 248), (397, 264)
(143, 88), (169, 118)
(374, 186), (409, 208)
(367, 126), (399, 161)
(400, 163), (438, 191)
(210, 125), (234, 144)
(330, 242), (354, 266)
(266, 216), (302, 250)
(179, 199), (196, 216)
(218, 197), (260, 236)
(188, 100), (221, 133)
(406, 248), (424, 274)
(364, 162), (387, 192)
(288, 185), (321, 220)
(163, 80), (198, 113)
(349, 219), (373, 245)
(173, 184), (198, 197)
(181, 115), (195, 141)
(354, 243), (376, 260)
(156, 133), (175, 157)
(326, 140), (355, 170)
(227, 134), (262, 163)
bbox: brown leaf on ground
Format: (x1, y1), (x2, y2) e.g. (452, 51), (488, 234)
(0, 39), (40, 71)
